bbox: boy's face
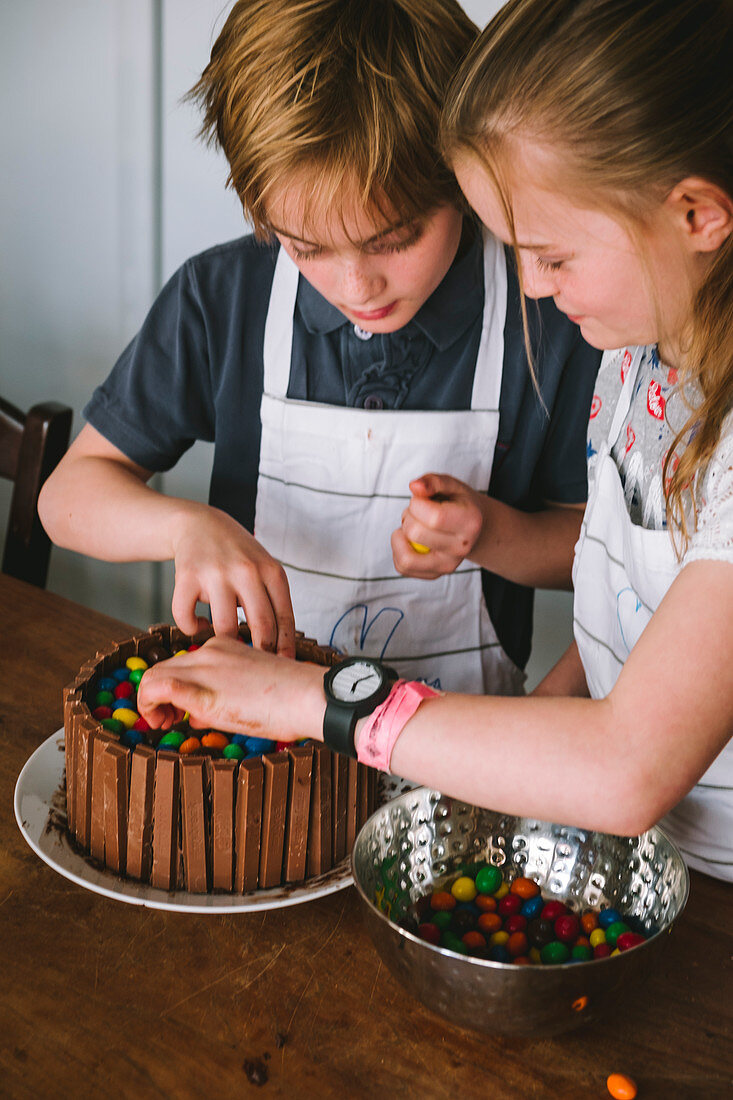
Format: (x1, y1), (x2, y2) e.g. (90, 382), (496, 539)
(267, 182), (464, 333)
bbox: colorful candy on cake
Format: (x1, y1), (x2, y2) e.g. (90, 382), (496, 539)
(63, 623), (378, 893)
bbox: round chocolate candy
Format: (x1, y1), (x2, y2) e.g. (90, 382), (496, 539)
(142, 644), (172, 666)
(527, 918), (555, 948)
(475, 865), (502, 895)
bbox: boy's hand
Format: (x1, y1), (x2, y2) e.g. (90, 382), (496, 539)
(391, 473), (485, 579)
(171, 505), (296, 656)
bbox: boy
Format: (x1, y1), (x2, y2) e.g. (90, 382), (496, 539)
(39, 0), (599, 694)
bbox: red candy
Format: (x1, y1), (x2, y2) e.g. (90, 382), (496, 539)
(498, 893), (522, 917)
(554, 914), (581, 944)
(92, 706), (112, 720)
(417, 923), (441, 945)
(617, 932), (646, 952)
(114, 681), (134, 699)
(594, 943), (612, 959)
(132, 717), (150, 732)
(541, 901), (568, 922)
(503, 914), (527, 934)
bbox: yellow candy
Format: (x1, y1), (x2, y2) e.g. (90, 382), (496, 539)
(611, 947), (620, 956)
(451, 876), (478, 903)
(489, 931), (509, 946)
(173, 649), (188, 658)
(493, 882), (510, 900)
(589, 928), (607, 947)
(112, 707), (138, 729)
(126, 656), (149, 671)
(529, 947), (542, 964)
(408, 540), (430, 554)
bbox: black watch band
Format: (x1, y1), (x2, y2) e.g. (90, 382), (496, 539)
(322, 658), (398, 759)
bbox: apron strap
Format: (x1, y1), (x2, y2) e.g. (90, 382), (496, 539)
(607, 346), (646, 448)
(471, 230), (506, 412)
(263, 246), (300, 398)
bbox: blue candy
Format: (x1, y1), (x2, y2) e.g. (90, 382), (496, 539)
(243, 736), (276, 754)
(97, 677), (117, 692)
(598, 907), (622, 929)
(454, 901), (480, 917)
(231, 734), (249, 746)
(488, 945), (510, 963)
(112, 667), (130, 682)
(521, 895), (544, 920)
(121, 729), (146, 748)
(111, 697), (137, 712)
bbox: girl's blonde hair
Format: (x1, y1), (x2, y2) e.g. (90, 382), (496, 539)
(442, 0), (733, 549)
(189, 0), (476, 238)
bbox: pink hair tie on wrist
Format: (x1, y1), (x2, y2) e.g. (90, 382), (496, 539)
(356, 679), (440, 773)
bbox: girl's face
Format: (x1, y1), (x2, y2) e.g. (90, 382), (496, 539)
(454, 144), (691, 356)
(267, 181), (464, 333)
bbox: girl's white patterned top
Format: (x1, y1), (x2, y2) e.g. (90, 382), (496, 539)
(586, 345), (733, 564)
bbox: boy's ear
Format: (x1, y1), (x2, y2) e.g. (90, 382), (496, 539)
(665, 177), (733, 253)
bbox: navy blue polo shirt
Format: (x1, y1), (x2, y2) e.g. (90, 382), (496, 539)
(85, 228), (599, 669)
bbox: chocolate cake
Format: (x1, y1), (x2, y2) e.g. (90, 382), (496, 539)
(63, 623), (379, 893)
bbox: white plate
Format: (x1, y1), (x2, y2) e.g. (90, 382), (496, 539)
(14, 730), (358, 913)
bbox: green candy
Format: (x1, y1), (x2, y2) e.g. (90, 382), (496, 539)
(223, 743), (245, 760)
(540, 941), (571, 965)
(475, 865), (503, 895)
(441, 931), (468, 955)
(101, 718), (125, 735)
(431, 910), (452, 931)
(128, 668), (145, 686)
(605, 921), (630, 946)
(571, 944), (592, 961)
(158, 730), (185, 749)
(95, 690), (114, 707)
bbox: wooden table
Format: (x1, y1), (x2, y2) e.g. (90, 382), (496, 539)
(1, 573), (731, 1099)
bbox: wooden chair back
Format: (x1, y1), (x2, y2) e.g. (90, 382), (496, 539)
(0, 395), (72, 587)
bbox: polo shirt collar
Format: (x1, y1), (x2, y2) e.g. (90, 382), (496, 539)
(294, 224), (484, 351)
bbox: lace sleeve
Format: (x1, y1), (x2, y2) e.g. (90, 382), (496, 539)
(684, 416), (733, 565)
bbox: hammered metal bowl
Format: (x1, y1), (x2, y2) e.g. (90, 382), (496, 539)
(352, 788), (689, 1036)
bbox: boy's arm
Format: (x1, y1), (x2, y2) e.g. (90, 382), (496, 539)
(38, 424), (296, 654)
(392, 472), (583, 589)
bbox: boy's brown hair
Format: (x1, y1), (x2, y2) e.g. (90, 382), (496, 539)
(189, 0), (477, 237)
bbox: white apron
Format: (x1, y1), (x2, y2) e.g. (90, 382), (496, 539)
(573, 346), (733, 880)
(253, 236), (525, 695)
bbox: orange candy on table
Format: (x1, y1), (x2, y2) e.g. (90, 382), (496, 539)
(606, 1072), (638, 1099)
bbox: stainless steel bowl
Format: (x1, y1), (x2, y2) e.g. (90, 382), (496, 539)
(352, 788), (689, 1036)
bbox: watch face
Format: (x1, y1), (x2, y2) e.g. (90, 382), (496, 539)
(330, 660), (383, 703)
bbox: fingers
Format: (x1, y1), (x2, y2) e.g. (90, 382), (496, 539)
(171, 575), (205, 636)
(235, 560), (294, 655)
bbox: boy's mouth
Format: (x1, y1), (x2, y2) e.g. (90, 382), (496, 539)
(350, 301), (398, 322)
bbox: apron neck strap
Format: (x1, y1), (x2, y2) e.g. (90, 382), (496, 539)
(607, 346), (646, 447)
(263, 246), (299, 397)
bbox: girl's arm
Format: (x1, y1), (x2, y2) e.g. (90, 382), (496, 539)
(137, 560), (733, 837)
(392, 473), (583, 590)
(38, 424), (296, 653)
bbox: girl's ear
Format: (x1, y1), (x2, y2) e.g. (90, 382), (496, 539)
(665, 177), (733, 253)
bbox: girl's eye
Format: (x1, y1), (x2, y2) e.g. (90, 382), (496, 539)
(368, 224), (423, 255)
(535, 255), (564, 272)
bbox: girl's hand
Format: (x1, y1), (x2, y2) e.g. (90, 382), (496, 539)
(170, 504), (296, 656)
(391, 473), (485, 579)
(137, 635), (325, 739)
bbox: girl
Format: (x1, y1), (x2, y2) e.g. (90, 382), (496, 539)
(137, 0), (733, 881)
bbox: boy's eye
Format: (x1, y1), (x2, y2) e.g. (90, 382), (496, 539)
(368, 224), (423, 255)
(289, 243), (324, 261)
(535, 255), (564, 272)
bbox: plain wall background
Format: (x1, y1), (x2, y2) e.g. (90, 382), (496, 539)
(0, 0), (574, 689)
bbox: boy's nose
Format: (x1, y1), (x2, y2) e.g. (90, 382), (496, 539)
(340, 261), (387, 304)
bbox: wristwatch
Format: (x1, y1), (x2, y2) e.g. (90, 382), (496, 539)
(322, 656), (398, 759)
